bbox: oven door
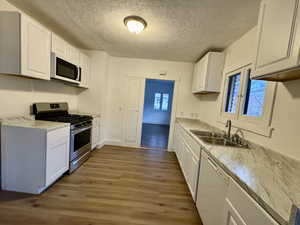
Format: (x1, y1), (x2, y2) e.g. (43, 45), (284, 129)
(51, 53), (80, 84)
(70, 126), (92, 161)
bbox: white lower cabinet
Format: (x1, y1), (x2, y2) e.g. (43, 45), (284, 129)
(173, 123), (201, 201)
(1, 125), (70, 194)
(173, 122), (280, 225)
(46, 128), (70, 186)
(222, 179), (279, 225)
(92, 116), (101, 149)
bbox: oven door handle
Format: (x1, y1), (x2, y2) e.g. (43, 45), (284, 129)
(72, 126), (92, 135)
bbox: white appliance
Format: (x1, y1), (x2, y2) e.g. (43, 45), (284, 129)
(51, 53), (81, 84)
(196, 151), (230, 225)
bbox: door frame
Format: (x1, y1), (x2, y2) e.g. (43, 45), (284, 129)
(129, 75), (179, 151)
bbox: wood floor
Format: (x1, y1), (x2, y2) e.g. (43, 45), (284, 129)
(0, 146), (202, 225)
(141, 123), (170, 150)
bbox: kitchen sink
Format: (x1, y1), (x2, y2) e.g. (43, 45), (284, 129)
(190, 130), (249, 149)
(190, 130), (224, 138)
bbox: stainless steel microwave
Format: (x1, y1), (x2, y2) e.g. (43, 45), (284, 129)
(51, 53), (81, 84)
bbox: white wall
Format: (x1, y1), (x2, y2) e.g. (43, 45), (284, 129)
(77, 51), (109, 115)
(195, 26), (300, 161)
(104, 56), (198, 144)
(0, 0), (79, 118)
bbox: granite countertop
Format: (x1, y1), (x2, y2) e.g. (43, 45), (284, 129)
(0, 117), (69, 131)
(176, 118), (300, 225)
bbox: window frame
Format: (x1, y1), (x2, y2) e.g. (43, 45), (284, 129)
(219, 64), (277, 136)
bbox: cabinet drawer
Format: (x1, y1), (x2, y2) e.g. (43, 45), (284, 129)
(47, 127), (70, 148)
(181, 127), (201, 158)
(227, 179), (279, 225)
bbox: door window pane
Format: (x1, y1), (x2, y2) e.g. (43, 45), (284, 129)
(161, 94), (169, 111)
(154, 93), (161, 110)
(243, 76), (267, 117)
(225, 74), (241, 113)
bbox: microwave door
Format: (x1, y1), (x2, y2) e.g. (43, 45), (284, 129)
(51, 54), (80, 84)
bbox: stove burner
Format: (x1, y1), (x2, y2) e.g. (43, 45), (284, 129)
(40, 114), (93, 125)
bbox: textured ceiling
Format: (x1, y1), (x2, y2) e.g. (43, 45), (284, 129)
(8, 0), (261, 62)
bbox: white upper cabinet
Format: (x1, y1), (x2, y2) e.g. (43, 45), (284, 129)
(67, 44), (80, 65)
(52, 33), (79, 65)
(192, 52), (225, 93)
(0, 11), (51, 80)
(21, 14), (51, 80)
(252, 0), (300, 81)
(52, 33), (68, 59)
(79, 52), (90, 88)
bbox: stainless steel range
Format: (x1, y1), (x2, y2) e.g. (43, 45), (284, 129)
(33, 102), (93, 173)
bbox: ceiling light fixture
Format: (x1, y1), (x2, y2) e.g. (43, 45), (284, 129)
(124, 15), (147, 34)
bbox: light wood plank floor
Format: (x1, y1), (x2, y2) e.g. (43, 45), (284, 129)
(0, 145), (202, 225)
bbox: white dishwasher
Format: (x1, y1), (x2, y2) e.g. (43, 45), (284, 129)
(196, 150), (230, 225)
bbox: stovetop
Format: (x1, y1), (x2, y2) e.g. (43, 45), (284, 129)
(38, 114), (93, 125)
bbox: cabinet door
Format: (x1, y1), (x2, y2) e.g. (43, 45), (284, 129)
(253, 0), (300, 77)
(79, 52), (90, 88)
(21, 15), (51, 80)
(189, 152), (199, 200)
(192, 62), (200, 93)
(52, 33), (68, 59)
(226, 179), (279, 225)
(46, 128), (70, 186)
(67, 44), (79, 65)
(198, 55), (209, 90)
(92, 118), (99, 149)
(97, 117), (101, 144)
(223, 199), (247, 225)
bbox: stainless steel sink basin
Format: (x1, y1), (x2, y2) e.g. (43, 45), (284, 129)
(190, 130), (249, 149)
(190, 130), (223, 138)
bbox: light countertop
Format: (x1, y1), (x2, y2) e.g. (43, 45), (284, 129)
(0, 117), (69, 131)
(176, 118), (300, 225)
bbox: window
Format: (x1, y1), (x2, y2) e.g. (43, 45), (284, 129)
(225, 73), (241, 113)
(161, 94), (169, 111)
(153, 93), (170, 111)
(243, 75), (267, 117)
(154, 93), (161, 110)
(220, 65), (277, 136)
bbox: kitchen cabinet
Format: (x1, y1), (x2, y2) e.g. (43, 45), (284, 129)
(1, 125), (70, 194)
(92, 116), (101, 149)
(196, 150), (230, 225)
(173, 123), (201, 200)
(52, 33), (79, 65)
(52, 33), (68, 59)
(0, 11), (51, 80)
(222, 179), (279, 225)
(46, 127), (70, 186)
(252, 0), (300, 81)
(192, 52), (224, 93)
(79, 52), (90, 88)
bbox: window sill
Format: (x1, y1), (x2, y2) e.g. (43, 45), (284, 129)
(217, 118), (273, 137)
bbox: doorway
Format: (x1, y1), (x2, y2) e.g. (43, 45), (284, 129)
(141, 79), (175, 150)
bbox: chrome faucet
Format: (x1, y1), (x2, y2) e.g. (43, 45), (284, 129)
(225, 120), (232, 138)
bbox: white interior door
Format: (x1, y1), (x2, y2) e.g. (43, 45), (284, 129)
(123, 76), (145, 147)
